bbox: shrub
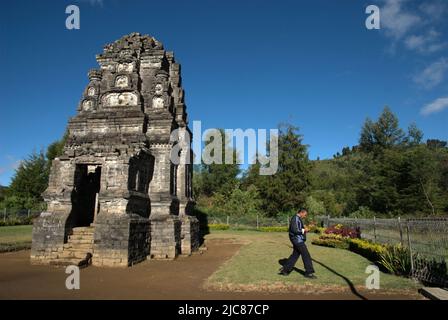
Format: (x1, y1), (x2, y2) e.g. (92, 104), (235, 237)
(311, 237), (349, 250)
(414, 256), (448, 286)
(307, 224), (326, 234)
(258, 226), (288, 232)
(208, 223), (230, 230)
(315, 227), (326, 234)
(325, 224), (360, 238)
(0, 216), (34, 227)
(347, 238), (386, 263)
(378, 245), (413, 276)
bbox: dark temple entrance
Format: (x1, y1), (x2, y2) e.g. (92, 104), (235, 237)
(71, 164), (101, 227)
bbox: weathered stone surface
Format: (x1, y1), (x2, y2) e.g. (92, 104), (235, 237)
(31, 33), (198, 267)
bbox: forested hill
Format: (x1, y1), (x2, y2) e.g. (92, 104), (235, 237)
(309, 107), (448, 218)
(310, 138), (448, 218)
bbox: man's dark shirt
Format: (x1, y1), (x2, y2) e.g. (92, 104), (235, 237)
(288, 215), (306, 243)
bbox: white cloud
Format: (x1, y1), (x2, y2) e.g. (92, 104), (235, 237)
(421, 97), (448, 115)
(379, 0), (447, 55)
(413, 58), (448, 89)
(419, 1), (447, 21)
(381, 0), (421, 40)
(404, 29), (446, 54)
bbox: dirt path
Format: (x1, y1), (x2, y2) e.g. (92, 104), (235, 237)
(0, 239), (421, 300)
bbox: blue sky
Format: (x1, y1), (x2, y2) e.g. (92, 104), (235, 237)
(0, 0), (447, 186)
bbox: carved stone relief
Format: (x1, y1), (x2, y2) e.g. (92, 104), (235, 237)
(102, 92), (138, 106)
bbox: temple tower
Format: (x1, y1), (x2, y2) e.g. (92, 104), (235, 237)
(31, 33), (199, 267)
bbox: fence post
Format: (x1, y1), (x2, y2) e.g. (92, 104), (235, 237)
(373, 216), (377, 242)
(398, 216), (404, 246)
(406, 220), (415, 275)
(3, 208), (6, 223)
(226, 215), (229, 226)
(327, 214), (330, 228)
(27, 209), (30, 218)
(256, 214), (259, 230)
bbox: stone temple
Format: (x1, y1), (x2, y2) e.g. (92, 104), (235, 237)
(31, 33), (199, 267)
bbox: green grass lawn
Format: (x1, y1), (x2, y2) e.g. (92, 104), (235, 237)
(204, 230), (421, 295)
(0, 225), (33, 252)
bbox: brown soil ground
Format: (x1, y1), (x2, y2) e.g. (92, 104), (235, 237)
(0, 239), (422, 300)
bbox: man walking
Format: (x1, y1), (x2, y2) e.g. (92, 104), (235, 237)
(279, 208), (316, 278)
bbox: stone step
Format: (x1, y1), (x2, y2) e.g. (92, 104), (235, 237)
(67, 238), (94, 245)
(59, 251), (93, 259)
(72, 226), (95, 232)
(68, 235), (94, 241)
(49, 259), (84, 267)
(420, 287), (448, 300)
(71, 227), (95, 236)
(49, 256), (92, 268)
(63, 243), (93, 250)
(71, 231), (94, 237)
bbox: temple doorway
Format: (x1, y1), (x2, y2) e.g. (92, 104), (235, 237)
(72, 164), (101, 227)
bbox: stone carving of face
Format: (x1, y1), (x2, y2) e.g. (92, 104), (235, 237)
(83, 100), (93, 111)
(103, 92), (138, 106)
(117, 63), (133, 73)
(155, 84), (163, 95)
(115, 76), (128, 88)
(152, 96), (164, 109)
(87, 87), (95, 96)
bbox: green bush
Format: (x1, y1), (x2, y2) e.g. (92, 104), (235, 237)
(347, 238), (386, 263)
(311, 237), (349, 249)
(258, 226), (288, 232)
(378, 245), (413, 276)
(0, 216), (34, 227)
(208, 223), (230, 230)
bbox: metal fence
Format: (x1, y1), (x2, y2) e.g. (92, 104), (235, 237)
(316, 215), (448, 287)
(206, 214), (290, 230)
(0, 208), (41, 225)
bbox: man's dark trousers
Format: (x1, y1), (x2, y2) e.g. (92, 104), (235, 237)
(283, 239), (314, 274)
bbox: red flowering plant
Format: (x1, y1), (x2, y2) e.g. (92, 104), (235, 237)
(324, 224), (360, 239)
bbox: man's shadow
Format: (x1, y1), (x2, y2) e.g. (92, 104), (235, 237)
(277, 258), (367, 300)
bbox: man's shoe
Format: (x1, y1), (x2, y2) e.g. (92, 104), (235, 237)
(304, 273), (317, 279)
(278, 269), (290, 276)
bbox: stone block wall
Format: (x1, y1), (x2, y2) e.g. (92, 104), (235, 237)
(149, 215), (181, 259)
(92, 214), (150, 267)
(30, 212), (70, 264)
(180, 215), (200, 255)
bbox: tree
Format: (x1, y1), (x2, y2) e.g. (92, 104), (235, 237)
(305, 195), (326, 219)
(197, 129), (240, 197)
(374, 107), (405, 148)
(46, 131), (68, 170)
(255, 124), (312, 216)
(359, 118), (376, 152)
(212, 185), (262, 217)
(427, 139), (447, 149)
(6, 151), (48, 209)
(359, 107), (405, 153)
(0, 185), (7, 203)
(406, 123), (423, 146)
